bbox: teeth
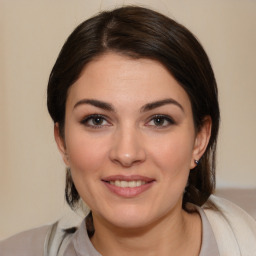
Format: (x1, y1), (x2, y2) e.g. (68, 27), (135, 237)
(109, 180), (146, 188)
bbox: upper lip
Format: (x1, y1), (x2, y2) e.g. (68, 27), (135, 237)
(102, 175), (155, 182)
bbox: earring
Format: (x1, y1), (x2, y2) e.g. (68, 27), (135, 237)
(194, 159), (199, 165)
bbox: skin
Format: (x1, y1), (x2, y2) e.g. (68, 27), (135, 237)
(55, 52), (212, 256)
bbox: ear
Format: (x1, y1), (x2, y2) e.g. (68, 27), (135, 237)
(54, 123), (69, 166)
(190, 116), (212, 169)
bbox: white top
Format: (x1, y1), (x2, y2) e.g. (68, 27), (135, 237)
(62, 207), (219, 256)
(1, 195), (256, 256)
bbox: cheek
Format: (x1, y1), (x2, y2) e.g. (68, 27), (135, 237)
(65, 129), (108, 176)
(64, 131), (110, 204)
(153, 134), (195, 202)
(150, 132), (195, 174)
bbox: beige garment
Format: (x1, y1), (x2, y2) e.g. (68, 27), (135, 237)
(61, 209), (219, 256)
(0, 205), (219, 256)
(0, 225), (50, 256)
(1, 196), (256, 255)
(204, 195), (256, 256)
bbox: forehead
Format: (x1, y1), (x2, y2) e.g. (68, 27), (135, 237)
(67, 52), (191, 111)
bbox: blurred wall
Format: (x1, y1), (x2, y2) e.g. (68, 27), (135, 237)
(1, 0), (255, 239)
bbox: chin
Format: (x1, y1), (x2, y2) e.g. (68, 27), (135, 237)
(96, 205), (163, 230)
(109, 215), (153, 230)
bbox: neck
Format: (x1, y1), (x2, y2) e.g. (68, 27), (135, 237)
(90, 207), (201, 256)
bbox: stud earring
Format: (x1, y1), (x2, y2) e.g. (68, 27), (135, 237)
(194, 159), (199, 165)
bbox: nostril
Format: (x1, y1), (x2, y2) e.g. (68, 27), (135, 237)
(109, 133), (146, 166)
(112, 158), (145, 168)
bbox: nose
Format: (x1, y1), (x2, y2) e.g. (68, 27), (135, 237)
(109, 126), (146, 167)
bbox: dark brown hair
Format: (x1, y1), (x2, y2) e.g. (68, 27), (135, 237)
(47, 6), (220, 211)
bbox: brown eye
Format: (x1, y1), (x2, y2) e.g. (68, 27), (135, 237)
(81, 114), (110, 128)
(91, 116), (104, 125)
(146, 115), (175, 128)
(153, 117), (165, 126)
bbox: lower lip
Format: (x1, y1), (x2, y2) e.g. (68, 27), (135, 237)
(103, 181), (154, 198)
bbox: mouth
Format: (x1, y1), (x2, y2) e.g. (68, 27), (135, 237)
(102, 175), (155, 197)
(108, 180), (147, 188)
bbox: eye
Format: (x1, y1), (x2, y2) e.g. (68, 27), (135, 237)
(81, 114), (111, 128)
(146, 115), (175, 128)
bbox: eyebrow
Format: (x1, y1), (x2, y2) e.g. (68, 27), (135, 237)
(140, 98), (184, 113)
(73, 98), (184, 113)
(73, 99), (115, 112)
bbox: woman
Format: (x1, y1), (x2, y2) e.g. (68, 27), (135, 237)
(1, 6), (256, 256)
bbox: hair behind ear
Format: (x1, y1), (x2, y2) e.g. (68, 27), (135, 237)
(65, 167), (80, 209)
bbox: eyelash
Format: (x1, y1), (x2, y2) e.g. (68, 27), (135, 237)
(80, 114), (175, 129)
(146, 115), (175, 128)
(80, 114), (111, 129)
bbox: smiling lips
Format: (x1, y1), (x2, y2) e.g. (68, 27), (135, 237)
(109, 180), (146, 188)
(102, 175), (155, 197)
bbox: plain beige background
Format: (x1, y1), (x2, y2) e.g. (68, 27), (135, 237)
(0, 0), (255, 239)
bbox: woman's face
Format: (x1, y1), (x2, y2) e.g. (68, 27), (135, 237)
(55, 52), (210, 229)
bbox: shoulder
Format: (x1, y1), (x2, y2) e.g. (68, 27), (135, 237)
(0, 225), (51, 256)
(203, 195), (256, 255)
(0, 209), (84, 256)
(205, 194), (256, 227)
